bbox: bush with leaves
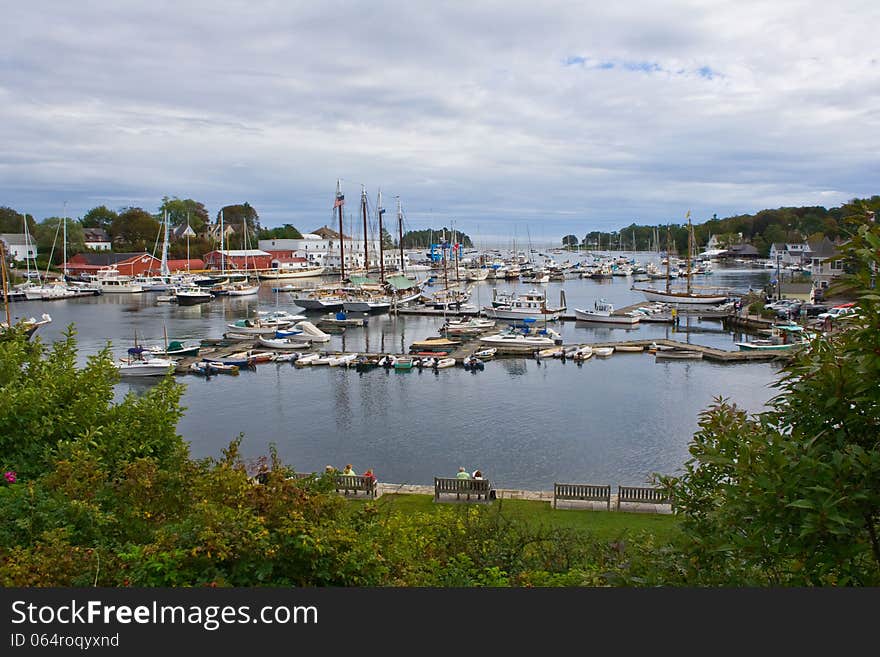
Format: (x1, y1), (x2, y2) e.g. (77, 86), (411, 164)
(655, 220), (880, 585)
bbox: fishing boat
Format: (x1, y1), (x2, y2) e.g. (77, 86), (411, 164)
(482, 288), (564, 321)
(434, 357), (456, 369)
(574, 299), (641, 326)
(393, 356), (414, 370)
(175, 286), (213, 305)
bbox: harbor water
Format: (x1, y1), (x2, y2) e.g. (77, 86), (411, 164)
(16, 256), (783, 490)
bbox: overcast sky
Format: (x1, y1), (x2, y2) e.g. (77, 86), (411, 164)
(2, 1), (878, 243)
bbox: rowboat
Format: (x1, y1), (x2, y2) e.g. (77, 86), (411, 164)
(247, 351), (277, 364)
(536, 347), (562, 359)
(258, 336), (312, 350)
(204, 361), (240, 375)
(593, 347), (614, 358)
(654, 349), (703, 360)
(434, 357), (456, 369)
(294, 353), (320, 366)
(393, 357), (414, 370)
(409, 336), (462, 352)
(572, 346), (593, 361)
(462, 355), (484, 371)
(613, 344), (644, 352)
(472, 347), (497, 360)
(417, 357), (436, 368)
(328, 352), (358, 367)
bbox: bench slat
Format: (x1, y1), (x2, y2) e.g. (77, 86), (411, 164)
(616, 485), (671, 510)
(553, 483), (611, 510)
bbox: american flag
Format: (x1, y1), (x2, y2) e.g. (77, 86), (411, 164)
(334, 194), (345, 209)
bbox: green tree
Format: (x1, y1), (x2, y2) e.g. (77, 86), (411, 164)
(217, 203), (259, 249)
(81, 206), (118, 231)
(258, 224), (303, 240)
(656, 221), (880, 585)
(110, 207), (161, 252)
(562, 234), (578, 247)
(159, 197), (209, 234)
(0, 206), (36, 235)
(32, 218), (86, 263)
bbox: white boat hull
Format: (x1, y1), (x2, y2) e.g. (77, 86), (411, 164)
(573, 309), (640, 325)
(633, 287), (728, 305)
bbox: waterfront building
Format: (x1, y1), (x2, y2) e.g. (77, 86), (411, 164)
(83, 228), (112, 251)
(0, 233), (37, 261)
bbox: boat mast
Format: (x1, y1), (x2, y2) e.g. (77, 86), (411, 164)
(665, 224), (671, 294)
(220, 209), (225, 274)
(160, 209), (170, 277)
(0, 240), (11, 326)
(396, 196), (404, 274)
(453, 222), (460, 286)
(361, 185), (368, 275)
(335, 179), (345, 280)
(377, 189), (385, 283)
(686, 211), (692, 295)
(62, 202), (68, 281)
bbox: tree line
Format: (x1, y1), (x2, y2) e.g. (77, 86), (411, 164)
(562, 196), (880, 257)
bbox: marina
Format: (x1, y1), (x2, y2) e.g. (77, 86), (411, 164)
(9, 253), (792, 490)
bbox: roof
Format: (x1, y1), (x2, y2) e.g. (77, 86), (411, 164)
(727, 244), (759, 256)
(807, 236), (839, 259)
(83, 228), (110, 241)
(69, 252), (157, 265)
(0, 233), (30, 246)
(210, 250), (271, 257)
(311, 226), (351, 240)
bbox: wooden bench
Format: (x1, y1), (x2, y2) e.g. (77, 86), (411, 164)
(334, 474), (377, 498)
(434, 477), (492, 502)
(616, 485), (672, 511)
(553, 483), (611, 510)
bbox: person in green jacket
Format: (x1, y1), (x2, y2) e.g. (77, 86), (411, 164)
(456, 467), (470, 479)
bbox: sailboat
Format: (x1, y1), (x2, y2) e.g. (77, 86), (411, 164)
(631, 214), (729, 306)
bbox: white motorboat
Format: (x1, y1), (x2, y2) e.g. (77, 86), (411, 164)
(225, 282), (261, 296)
(482, 288), (563, 321)
(116, 351), (175, 377)
(90, 269), (144, 294)
(175, 286), (213, 305)
(257, 336), (312, 350)
(574, 299), (641, 326)
(478, 332), (556, 351)
(226, 317), (294, 334)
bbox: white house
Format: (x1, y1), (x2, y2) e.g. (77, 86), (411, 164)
(83, 228), (112, 251)
(0, 234), (37, 261)
(806, 237), (844, 292)
(258, 227), (405, 272)
(768, 242), (810, 266)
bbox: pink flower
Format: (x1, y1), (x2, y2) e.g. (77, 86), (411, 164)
(3, 471), (15, 484)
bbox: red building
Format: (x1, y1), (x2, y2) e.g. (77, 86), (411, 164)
(203, 250), (272, 270)
(63, 252), (160, 277)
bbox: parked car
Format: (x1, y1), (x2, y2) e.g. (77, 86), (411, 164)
(800, 303), (830, 318)
(816, 306), (859, 321)
(776, 302), (803, 319)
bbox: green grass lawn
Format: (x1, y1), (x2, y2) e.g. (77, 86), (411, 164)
(362, 493), (680, 543)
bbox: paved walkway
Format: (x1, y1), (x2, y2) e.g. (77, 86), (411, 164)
(374, 482), (673, 514)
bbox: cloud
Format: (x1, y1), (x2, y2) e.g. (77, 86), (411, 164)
(0, 0), (878, 242)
